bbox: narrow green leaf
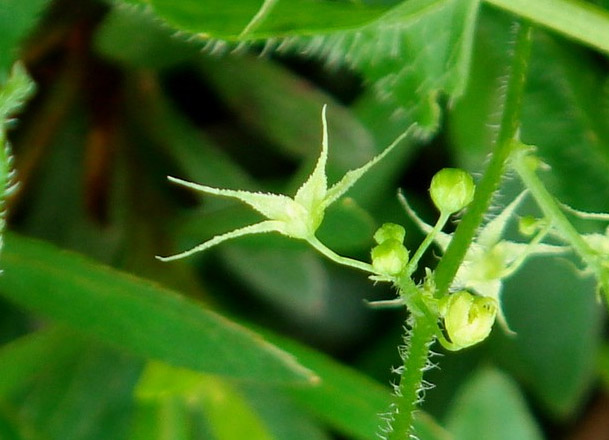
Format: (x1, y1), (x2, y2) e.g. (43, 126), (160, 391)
(0, 233), (316, 384)
(446, 368), (543, 440)
(266, 333), (451, 440)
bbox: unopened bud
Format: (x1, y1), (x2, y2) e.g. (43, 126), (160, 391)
(441, 291), (497, 351)
(430, 168), (475, 214)
(371, 239), (409, 277)
(373, 223), (406, 244)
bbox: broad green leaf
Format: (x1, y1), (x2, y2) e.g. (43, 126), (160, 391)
(0, 0), (49, 81)
(446, 368), (543, 440)
(143, 0), (390, 40)
(280, 0), (480, 132)
(0, 328), (82, 398)
(496, 257), (602, 417)
(0, 233), (316, 384)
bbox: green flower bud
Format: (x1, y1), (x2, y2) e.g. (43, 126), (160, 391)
(429, 168), (475, 214)
(371, 239), (409, 276)
(440, 291), (497, 351)
(373, 223), (406, 244)
(519, 215), (544, 236)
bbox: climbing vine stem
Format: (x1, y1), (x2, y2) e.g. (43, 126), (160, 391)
(434, 20), (533, 297)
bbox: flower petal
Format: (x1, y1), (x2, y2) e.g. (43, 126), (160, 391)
(167, 176), (295, 221)
(156, 221), (283, 262)
(294, 105), (329, 213)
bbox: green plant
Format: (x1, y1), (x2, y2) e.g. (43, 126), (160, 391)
(1, 0), (609, 439)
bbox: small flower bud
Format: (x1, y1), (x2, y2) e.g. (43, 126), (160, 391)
(441, 291), (497, 351)
(429, 168), (475, 214)
(371, 239), (409, 276)
(373, 223), (406, 244)
(519, 216), (544, 236)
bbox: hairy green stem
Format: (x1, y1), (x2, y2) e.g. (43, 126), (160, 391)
(434, 21), (532, 297)
(385, 314), (435, 440)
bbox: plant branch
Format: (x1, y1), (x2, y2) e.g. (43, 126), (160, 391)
(433, 21), (532, 297)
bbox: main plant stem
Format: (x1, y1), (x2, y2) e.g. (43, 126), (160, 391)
(434, 21), (533, 297)
(386, 314), (435, 440)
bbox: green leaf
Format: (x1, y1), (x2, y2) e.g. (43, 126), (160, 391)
(129, 399), (191, 440)
(266, 333), (451, 440)
(195, 376), (274, 440)
(0, 328), (82, 398)
(446, 368), (543, 440)
(0, 63), (35, 120)
(0, 0), (49, 81)
(0, 233), (316, 384)
(496, 257), (602, 417)
(143, 0), (390, 40)
(279, 0), (480, 132)
(0, 63), (35, 264)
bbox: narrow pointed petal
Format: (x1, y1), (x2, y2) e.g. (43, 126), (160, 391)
(294, 105), (329, 212)
(168, 176), (295, 220)
(560, 203), (609, 221)
(477, 191), (528, 248)
(322, 124), (415, 209)
(156, 221), (282, 262)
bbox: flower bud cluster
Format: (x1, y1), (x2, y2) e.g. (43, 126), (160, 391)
(371, 223), (409, 277)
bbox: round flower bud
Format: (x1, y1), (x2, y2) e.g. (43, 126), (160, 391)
(373, 223), (406, 245)
(440, 291), (497, 351)
(371, 239), (409, 277)
(429, 168), (475, 214)
(519, 216), (543, 236)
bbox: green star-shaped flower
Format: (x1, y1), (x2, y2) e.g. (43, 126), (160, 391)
(158, 106), (414, 270)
